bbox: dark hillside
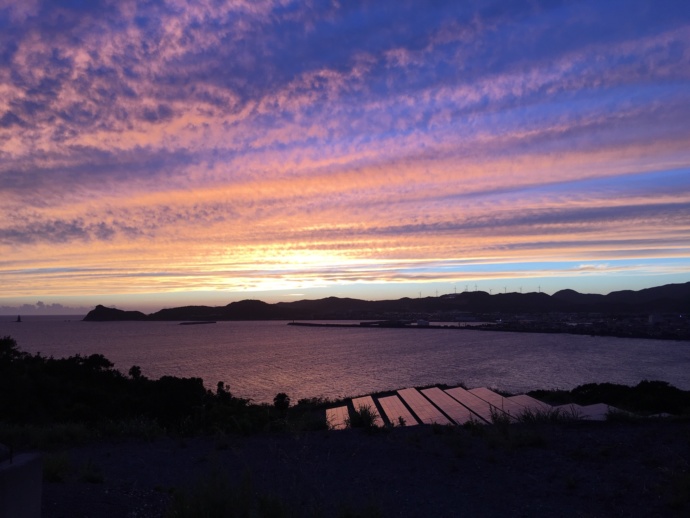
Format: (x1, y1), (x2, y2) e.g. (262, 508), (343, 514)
(83, 282), (690, 321)
(150, 305), (224, 320)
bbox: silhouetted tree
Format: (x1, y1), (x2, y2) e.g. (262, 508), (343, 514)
(215, 381), (233, 404)
(273, 392), (291, 413)
(82, 353), (114, 371)
(0, 336), (21, 363)
(129, 365), (143, 379)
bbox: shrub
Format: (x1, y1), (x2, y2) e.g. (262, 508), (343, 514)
(346, 404), (380, 430)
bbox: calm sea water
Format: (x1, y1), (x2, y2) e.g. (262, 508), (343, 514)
(3, 316), (690, 403)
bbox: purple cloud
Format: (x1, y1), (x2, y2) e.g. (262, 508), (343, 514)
(1, 0), (689, 302)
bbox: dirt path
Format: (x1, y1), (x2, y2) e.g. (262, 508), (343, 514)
(41, 420), (690, 517)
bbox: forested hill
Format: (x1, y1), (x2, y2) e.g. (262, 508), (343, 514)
(83, 282), (690, 321)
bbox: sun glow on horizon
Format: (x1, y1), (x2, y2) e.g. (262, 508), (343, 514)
(1, 1), (689, 313)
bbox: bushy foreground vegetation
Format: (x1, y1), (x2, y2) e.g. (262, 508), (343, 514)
(529, 380), (690, 416)
(3, 334), (689, 451)
(0, 336), (329, 448)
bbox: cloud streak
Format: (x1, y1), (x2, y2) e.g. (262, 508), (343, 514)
(1, 0), (689, 307)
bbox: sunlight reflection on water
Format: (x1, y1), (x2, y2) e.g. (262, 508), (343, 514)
(3, 317), (689, 403)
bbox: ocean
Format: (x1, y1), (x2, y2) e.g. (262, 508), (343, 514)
(3, 316), (689, 404)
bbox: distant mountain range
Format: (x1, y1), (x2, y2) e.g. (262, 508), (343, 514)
(83, 282), (690, 321)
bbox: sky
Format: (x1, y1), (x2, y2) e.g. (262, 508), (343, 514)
(1, 0), (689, 315)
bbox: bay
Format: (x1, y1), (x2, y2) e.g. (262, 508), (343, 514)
(2, 316), (689, 404)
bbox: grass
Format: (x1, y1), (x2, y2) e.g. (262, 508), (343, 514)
(287, 409), (329, 433)
(167, 469), (274, 518)
(43, 451), (70, 482)
(668, 471), (690, 510)
(489, 405), (512, 427)
(374, 412), (407, 428)
(605, 408), (644, 422)
(485, 427), (544, 451)
(0, 403), (329, 451)
(337, 502), (383, 518)
(462, 416), (487, 437)
(505, 427), (548, 449)
(565, 475), (579, 491)
(44, 452), (104, 484)
(100, 416), (166, 440)
(167, 467), (383, 518)
(483, 406), (549, 450)
(431, 422), (455, 435)
(1, 422), (92, 450)
(80, 458), (105, 483)
(517, 406), (583, 424)
(434, 425), (471, 457)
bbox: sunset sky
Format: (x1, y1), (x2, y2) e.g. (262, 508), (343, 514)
(1, 0), (689, 314)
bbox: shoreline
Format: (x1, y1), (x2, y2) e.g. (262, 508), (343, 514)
(287, 320), (690, 341)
